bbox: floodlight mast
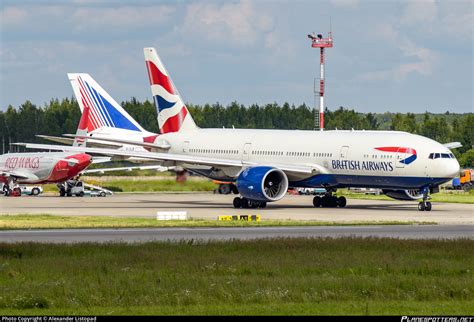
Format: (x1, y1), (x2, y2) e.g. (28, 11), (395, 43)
(307, 32), (333, 131)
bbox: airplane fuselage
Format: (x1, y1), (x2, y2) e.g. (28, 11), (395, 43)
(158, 128), (459, 190)
(0, 152), (92, 184)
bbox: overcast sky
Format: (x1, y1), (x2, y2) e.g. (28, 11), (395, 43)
(1, 0), (472, 113)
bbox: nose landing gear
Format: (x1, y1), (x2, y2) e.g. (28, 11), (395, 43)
(418, 187), (432, 211)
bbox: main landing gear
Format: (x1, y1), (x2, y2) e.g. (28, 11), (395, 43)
(313, 190), (347, 208)
(233, 197), (267, 209)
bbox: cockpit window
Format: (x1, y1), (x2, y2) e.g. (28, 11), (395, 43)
(429, 152), (455, 159)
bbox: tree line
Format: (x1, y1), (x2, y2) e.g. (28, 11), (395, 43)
(1, 98), (472, 167)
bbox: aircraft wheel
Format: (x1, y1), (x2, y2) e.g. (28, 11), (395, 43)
(249, 200), (259, 209)
(233, 197), (242, 209)
(425, 202), (432, 211)
(258, 201), (267, 209)
(313, 196), (322, 207)
(337, 196), (347, 208)
(418, 202), (425, 211)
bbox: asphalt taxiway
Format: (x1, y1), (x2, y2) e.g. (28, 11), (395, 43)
(1, 225), (472, 243)
(1, 193), (472, 224)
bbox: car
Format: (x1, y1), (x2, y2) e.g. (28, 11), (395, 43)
(86, 189), (113, 197)
(296, 187), (327, 195)
(18, 185), (44, 196)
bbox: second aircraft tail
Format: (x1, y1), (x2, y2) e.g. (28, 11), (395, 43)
(144, 47), (198, 134)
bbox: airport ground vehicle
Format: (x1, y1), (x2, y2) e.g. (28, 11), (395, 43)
(348, 187), (382, 195)
(18, 185), (43, 196)
(58, 180), (112, 197)
(451, 169), (472, 191)
(297, 187), (326, 195)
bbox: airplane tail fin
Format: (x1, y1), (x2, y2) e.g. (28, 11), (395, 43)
(144, 47), (198, 134)
(68, 73), (150, 135)
(72, 102), (90, 147)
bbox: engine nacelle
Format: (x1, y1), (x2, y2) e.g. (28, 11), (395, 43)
(382, 189), (424, 201)
(236, 166), (288, 202)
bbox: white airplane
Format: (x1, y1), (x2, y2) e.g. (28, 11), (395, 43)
(19, 47), (460, 211)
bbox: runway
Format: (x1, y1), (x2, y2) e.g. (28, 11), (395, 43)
(1, 225), (472, 243)
(1, 193), (473, 224)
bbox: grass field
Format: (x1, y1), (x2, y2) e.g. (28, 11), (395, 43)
(0, 238), (472, 315)
(0, 215), (433, 230)
(43, 177), (217, 193)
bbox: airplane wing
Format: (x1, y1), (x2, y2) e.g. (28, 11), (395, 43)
(443, 142), (462, 149)
(63, 134), (171, 150)
(0, 169), (35, 180)
(15, 143), (324, 175)
(83, 164), (172, 174)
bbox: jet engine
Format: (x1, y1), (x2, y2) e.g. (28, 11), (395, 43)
(236, 166), (288, 202)
(382, 189), (424, 201)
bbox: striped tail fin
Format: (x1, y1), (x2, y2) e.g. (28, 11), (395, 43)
(68, 73), (148, 134)
(143, 47), (198, 134)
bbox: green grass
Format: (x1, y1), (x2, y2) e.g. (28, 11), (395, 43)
(0, 238), (472, 315)
(0, 215), (434, 230)
(42, 178), (217, 193)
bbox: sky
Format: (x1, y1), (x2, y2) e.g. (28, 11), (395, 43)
(0, 0), (472, 113)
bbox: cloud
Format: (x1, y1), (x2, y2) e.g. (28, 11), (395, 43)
(361, 23), (438, 81)
(0, 6), (28, 26)
(180, 0), (274, 48)
(71, 5), (175, 31)
(0, 3), (175, 33)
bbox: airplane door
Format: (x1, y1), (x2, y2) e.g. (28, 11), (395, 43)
(396, 147), (406, 168)
(182, 141), (189, 153)
(242, 143), (252, 161)
(340, 146), (349, 159)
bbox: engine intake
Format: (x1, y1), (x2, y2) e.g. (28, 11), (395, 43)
(382, 189), (424, 201)
(236, 166), (288, 202)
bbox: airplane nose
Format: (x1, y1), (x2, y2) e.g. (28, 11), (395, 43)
(446, 159), (460, 178)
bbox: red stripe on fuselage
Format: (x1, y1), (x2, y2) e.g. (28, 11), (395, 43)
(145, 61), (175, 95)
(375, 147), (416, 155)
(160, 107), (187, 134)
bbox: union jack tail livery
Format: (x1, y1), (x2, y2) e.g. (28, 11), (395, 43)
(68, 73), (148, 135)
(144, 47), (198, 134)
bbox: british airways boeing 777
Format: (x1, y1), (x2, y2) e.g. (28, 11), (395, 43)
(20, 47), (460, 211)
